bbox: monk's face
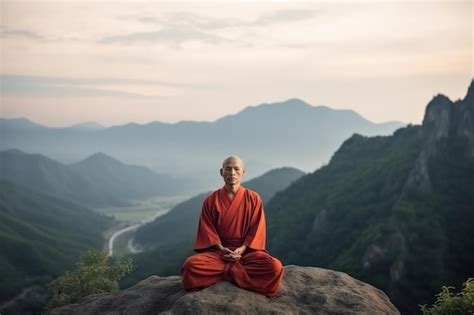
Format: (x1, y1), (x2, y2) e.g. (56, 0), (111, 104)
(220, 158), (245, 186)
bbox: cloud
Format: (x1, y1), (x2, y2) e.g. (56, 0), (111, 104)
(129, 8), (318, 30)
(251, 9), (319, 26)
(154, 12), (239, 31)
(0, 28), (44, 40)
(98, 26), (226, 45)
(0, 74), (195, 98)
(104, 8), (317, 46)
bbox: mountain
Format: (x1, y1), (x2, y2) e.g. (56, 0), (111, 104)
(68, 122), (105, 130)
(0, 150), (188, 208)
(70, 152), (193, 199)
(121, 167), (305, 286)
(0, 180), (112, 312)
(0, 117), (45, 129)
(265, 80), (474, 314)
(0, 149), (116, 207)
(0, 99), (404, 190)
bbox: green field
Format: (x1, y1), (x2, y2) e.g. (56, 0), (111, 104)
(104, 208), (159, 223)
(100, 195), (191, 257)
(97, 195), (190, 224)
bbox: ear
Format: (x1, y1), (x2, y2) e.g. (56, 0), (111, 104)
(220, 168), (224, 177)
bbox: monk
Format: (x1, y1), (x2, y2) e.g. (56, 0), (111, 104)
(181, 156), (283, 297)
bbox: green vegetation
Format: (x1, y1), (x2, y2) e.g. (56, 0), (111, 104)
(46, 249), (134, 310)
(0, 180), (112, 304)
(0, 150), (192, 208)
(107, 208), (160, 222)
(97, 195), (189, 223)
(266, 112), (474, 314)
(420, 279), (474, 315)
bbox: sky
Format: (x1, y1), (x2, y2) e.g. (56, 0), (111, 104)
(0, 0), (472, 127)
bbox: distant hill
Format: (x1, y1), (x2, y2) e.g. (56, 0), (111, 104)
(121, 167), (305, 286)
(0, 117), (45, 129)
(0, 180), (112, 311)
(0, 149), (116, 207)
(0, 150), (190, 208)
(70, 152), (192, 200)
(0, 99), (404, 190)
(265, 80), (474, 314)
(68, 121), (105, 130)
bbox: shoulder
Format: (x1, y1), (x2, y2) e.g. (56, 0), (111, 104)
(203, 188), (220, 205)
(243, 187), (263, 204)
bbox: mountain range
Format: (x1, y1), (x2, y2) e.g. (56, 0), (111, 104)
(0, 150), (191, 208)
(265, 80), (474, 314)
(0, 99), (404, 190)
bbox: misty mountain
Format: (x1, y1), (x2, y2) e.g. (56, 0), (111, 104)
(70, 152), (193, 200)
(265, 80), (474, 314)
(0, 180), (112, 308)
(121, 167), (305, 286)
(0, 117), (44, 129)
(0, 150), (190, 208)
(0, 99), (404, 190)
(68, 121), (105, 130)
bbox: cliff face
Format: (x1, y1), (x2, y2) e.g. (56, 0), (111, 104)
(388, 79), (474, 312)
(406, 80), (474, 192)
(265, 79), (474, 314)
(422, 80), (474, 157)
(50, 265), (399, 315)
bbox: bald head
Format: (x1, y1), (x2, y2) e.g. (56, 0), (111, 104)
(222, 155), (245, 170)
(220, 155), (245, 187)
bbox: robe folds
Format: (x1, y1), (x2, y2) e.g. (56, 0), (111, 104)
(181, 186), (283, 297)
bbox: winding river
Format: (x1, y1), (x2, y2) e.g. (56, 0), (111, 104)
(108, 208), (170, 256)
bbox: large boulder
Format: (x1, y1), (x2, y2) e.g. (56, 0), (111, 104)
(50, 265), (399, 314)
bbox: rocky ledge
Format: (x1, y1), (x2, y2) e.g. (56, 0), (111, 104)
(50, 265), (399, 314)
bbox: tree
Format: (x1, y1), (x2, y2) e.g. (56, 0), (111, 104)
(420, 278), (474, 315)
(46, 249), (134, 310)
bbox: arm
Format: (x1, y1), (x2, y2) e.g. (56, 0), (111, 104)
(194, 199), (222, 251)
(243, 195), (266, 250)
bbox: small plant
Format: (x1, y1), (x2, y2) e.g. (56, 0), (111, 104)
(46, 249), (134, 310)
(420, 278), (474, 315)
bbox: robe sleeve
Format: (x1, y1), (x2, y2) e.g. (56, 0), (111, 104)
(243, 194), (266, 250)
(194, 198), (222, 251)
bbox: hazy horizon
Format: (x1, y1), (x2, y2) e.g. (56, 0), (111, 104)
(2, 98), (412, 128)
(1, 1), (472, 127)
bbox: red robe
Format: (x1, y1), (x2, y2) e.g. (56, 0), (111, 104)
(181, 186), (283, 297)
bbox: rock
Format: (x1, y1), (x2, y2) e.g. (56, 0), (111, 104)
(404, 80), (474, 194)
(50, 265), (399, 315)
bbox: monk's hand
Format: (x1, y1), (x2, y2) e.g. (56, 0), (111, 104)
(216, 244), (233, 255)
(223, 252), (241, 262)
(233, 245), (247, 256)
(223, 245), (246, 262)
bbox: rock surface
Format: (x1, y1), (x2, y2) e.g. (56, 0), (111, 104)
(50, 265), (400, 315)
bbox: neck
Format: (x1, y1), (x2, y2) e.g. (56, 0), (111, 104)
(224, 183), (240, 195)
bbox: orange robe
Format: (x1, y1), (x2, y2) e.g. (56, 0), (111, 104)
(181, 186), (283, 297)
